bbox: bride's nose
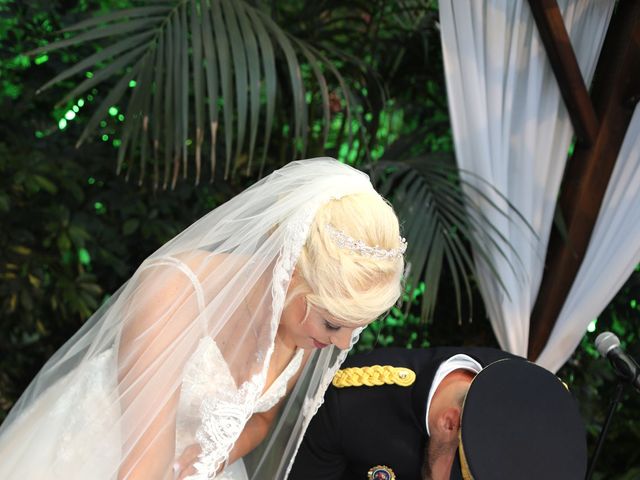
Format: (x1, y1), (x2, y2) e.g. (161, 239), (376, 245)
(330, 328), (354, 350)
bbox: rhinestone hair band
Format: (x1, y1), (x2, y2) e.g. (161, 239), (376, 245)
(325, 224), (407, 259)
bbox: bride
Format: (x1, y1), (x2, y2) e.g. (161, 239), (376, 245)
(0, 158), (406, 480)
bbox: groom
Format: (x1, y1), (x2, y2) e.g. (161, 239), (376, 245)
(289, 346), (587, 480)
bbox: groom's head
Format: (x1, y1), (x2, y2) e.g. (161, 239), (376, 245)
(422, 359), (587, 480)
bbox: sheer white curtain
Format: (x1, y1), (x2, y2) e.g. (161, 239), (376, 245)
(438, 0), (614, 357)
(537, 106), (640, 372)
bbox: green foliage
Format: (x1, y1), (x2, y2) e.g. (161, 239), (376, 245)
(31, 0), (361, 186)
(0, 31), (240, 416)
(22, 0), (450, 185)
(557, 270), (640, 480)
(0, 138), (238, 418)
(368, 157), (529, 323)
(356, 282), (432, 352)
(0, 6), (239, 419)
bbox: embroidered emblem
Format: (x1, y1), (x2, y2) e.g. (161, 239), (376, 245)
(367, 465), (396, 480)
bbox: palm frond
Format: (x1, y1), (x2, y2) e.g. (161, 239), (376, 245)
(368, 156), (533, 323)
(33, 0), (356, 188)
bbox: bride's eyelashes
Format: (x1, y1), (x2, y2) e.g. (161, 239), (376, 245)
(324, 320), (341, 331)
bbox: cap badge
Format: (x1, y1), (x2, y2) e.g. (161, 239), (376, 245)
(367, 465), (396, 480)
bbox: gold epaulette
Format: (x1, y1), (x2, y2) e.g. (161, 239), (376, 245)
(332, 365), (416, 388)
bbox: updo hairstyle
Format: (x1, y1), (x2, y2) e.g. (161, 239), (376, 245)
(295, 191), (404, 326)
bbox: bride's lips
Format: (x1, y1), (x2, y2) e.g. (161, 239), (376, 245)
(313, 339), (328, 349)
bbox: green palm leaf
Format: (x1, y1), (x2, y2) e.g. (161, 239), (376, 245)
(33, 0), (355, 188)
(369, 156), (533, 323)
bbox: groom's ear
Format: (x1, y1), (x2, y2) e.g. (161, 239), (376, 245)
(427, 407), (463, 480)
(434, 406), (462, 442)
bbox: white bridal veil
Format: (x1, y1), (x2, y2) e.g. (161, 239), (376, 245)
(0, 158), (390, 479)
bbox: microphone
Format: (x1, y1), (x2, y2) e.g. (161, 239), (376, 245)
(595, 331), (640, 392)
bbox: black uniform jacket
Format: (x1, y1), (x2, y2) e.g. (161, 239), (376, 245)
(289, 346), (516, 480)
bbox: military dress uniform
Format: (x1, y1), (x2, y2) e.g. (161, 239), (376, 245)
(289, 346), (587, 480)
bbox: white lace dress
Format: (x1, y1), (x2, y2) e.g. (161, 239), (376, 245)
(177, 337), (304, 480)
(0, 257), (305, 480)
(0, 336), (303, 480)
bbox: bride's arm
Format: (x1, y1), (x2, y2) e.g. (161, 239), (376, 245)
(174, 350), (313, 478)
(227, 350), (313, 463)
(174, 409), (277, 480)
(117, 265), (203, 480)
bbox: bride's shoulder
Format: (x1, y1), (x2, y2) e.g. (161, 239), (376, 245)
(140, 250), (248, 284)
(157, 251), (253, 277)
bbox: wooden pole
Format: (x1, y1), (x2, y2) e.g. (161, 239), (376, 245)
(528, 0), (640, 361)
(527, 0), (599, 146)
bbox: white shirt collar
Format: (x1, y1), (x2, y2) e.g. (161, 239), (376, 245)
(425, 354), (482, 435)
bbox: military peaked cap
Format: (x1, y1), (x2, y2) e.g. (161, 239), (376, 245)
(449, 358), (587, 480)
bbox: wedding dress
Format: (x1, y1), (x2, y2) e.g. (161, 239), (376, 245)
(0, 260), (305, 480)
(0, 159), (396, 479)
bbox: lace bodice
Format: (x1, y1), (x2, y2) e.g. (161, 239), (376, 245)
(254, 346), (304, 413)
(176, 336), (304, 479)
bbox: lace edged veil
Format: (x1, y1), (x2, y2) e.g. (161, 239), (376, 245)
(0, 158), (388, 479)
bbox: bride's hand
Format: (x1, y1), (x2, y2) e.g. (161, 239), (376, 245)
(174, 445), (229, 480)
(173, 444), (201, 480)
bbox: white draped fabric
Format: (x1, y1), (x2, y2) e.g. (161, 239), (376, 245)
(537, 105), (640, 372)
(438, 0), (614, 359)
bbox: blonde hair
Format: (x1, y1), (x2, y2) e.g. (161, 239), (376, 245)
(295, 191), (404, 326)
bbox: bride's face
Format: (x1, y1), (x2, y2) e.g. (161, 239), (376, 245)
(279, 293), (363, 351)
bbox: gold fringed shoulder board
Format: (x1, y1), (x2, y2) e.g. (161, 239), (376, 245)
(332, 365), (416, 388)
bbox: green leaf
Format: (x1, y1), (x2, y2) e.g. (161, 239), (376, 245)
(32, 174), (58, 194)
(68, 225), (91, 247)
(244, 5), (276, 176)
(255, 10), (306, 158)
(200, 0), (220, 181)
(117, 52), (154, 175)
(151, 29), (165, 189)
(171, 7), (184, 188)
(77, 64), (141, 147)
(211, 0), (234, 179)
(29, 18), (162, 55)
(234, 1), (261, 174)
(58, 44), (148, 108)
(34, 0), (357, 187)
(180, 3), (189, 181)
(294, 39), (331, 148)
(0, 193), (10, 212)
(190, 0), (205, 183)
(122, 218), (140, 235)
(369, 157), (528, 323)
(137, 52), (155, 186)
(221, 0), (248, 174)
(307, 43), (356, 150)
(162, 15), (175, 188)
(37, 31), (154, 94)
(57, 233), (72, 252)
(60, 6), (172, 32)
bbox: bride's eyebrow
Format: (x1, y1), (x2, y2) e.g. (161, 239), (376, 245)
(314, 307), (360, 328)
(323, 315), (352, 329)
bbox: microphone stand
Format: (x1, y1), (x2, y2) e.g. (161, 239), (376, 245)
(585, 382), (626, 480)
